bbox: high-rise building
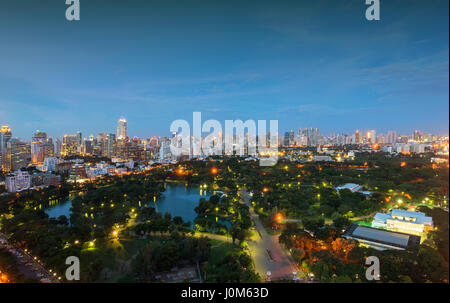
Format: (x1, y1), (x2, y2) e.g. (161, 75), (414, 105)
(76, 131), (82, 152)
(106, 133), (116, 158)
(117, 117), (127, 140)
(385, 131), (397, 144)
(289, 130), (295, 146)
(97, 133), (107, 156)
(283, 132), (290, 147)
(354, 130), (361, 144)
(367, 130), (376, 144)
(62, 134), (78, 157)
(31, 130), (47, 165)
(4, 139), (29, 172)
(43, 137), (55, 159)
(54, 138), (62, 156)
(159, 138), (172, 162)
(31, 141), (44, 165)
(81, 139), (93, 155)
(0, 125), (12, 170)
(413, 130), (422, 142)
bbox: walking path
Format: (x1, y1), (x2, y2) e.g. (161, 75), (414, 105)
(239, 190), (303, 282)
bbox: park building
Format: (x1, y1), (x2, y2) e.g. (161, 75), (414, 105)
(343, 224), (421, 251)
(336, 183), (372, 196)
(371, 209), (433, 237)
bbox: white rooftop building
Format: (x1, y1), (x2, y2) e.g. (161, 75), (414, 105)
(372, 209), (433, 236)
(336, 183), (372, 196)
(336, 183), (362, 192)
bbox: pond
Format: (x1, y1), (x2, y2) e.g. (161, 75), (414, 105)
(45, 198), (72, 219)
(145, 183), (213, 224)
(45, 183), (215, 224)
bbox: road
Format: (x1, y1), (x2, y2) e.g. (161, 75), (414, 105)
(239, 190), (303, 282)
(0, 233), (60, 283)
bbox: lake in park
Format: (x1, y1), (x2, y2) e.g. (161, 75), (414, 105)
(45, 183), (213, 224)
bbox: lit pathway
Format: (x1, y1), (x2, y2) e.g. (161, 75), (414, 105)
(239, 190), (303, 282)
(0, 233), (60, 283)
(194, 231), (232, 243)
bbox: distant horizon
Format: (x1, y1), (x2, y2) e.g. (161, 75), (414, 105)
(1, 116), (448, 143)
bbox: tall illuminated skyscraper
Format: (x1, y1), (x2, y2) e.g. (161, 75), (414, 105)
(117, 117), (127, 140)
(367, 130), (376, 144)
(62, 134), (78, 157)
(0, 125), (12, 170)
(5, 139), (29, 172)
(31, 130), (47, 165)
(354, 130), (361, 144)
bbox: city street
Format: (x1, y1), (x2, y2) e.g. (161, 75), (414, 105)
(0, 233), (60, 283)
(239, 190), (303, 282)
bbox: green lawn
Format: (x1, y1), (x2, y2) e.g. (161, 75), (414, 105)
(208, 241), (239, 265)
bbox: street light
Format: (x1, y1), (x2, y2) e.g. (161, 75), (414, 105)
(276, 214), (283, 222)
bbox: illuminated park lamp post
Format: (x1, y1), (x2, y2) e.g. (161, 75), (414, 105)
(112, 230), (119, 239)
(276, 213), (283, 222)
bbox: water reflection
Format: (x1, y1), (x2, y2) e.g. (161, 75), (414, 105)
(45, 183), (213, 225)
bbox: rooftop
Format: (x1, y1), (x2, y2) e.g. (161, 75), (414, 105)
(344, 224), (421, 249)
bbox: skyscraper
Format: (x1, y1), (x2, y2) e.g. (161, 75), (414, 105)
(76, 131), (82, 152)
(117, 117), (127, 140)
(106, 133), (116, 158)
(62, 134), (78, 157)
(31, 130), (47, 165)
(283, 132), (290, 147)
(355, 130), (361, 144)
(385, 131), (398, 144)
(5, 139), (29, 172)
(54, 138), (62, 156)
(367, 130), (376, 144)
(0, 125), (12, 170)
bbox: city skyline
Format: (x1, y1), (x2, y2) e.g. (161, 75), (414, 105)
(0, 117), (447, 143)
(0, 0), (448, 140)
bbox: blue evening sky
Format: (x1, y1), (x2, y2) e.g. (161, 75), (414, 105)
(0, 0), (448, 140)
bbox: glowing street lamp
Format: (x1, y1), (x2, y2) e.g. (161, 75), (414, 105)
(276, 213), (283, 222)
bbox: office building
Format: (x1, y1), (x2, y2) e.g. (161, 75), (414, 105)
(5, 170), (31, 192)
(117, 117), (127, 140)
